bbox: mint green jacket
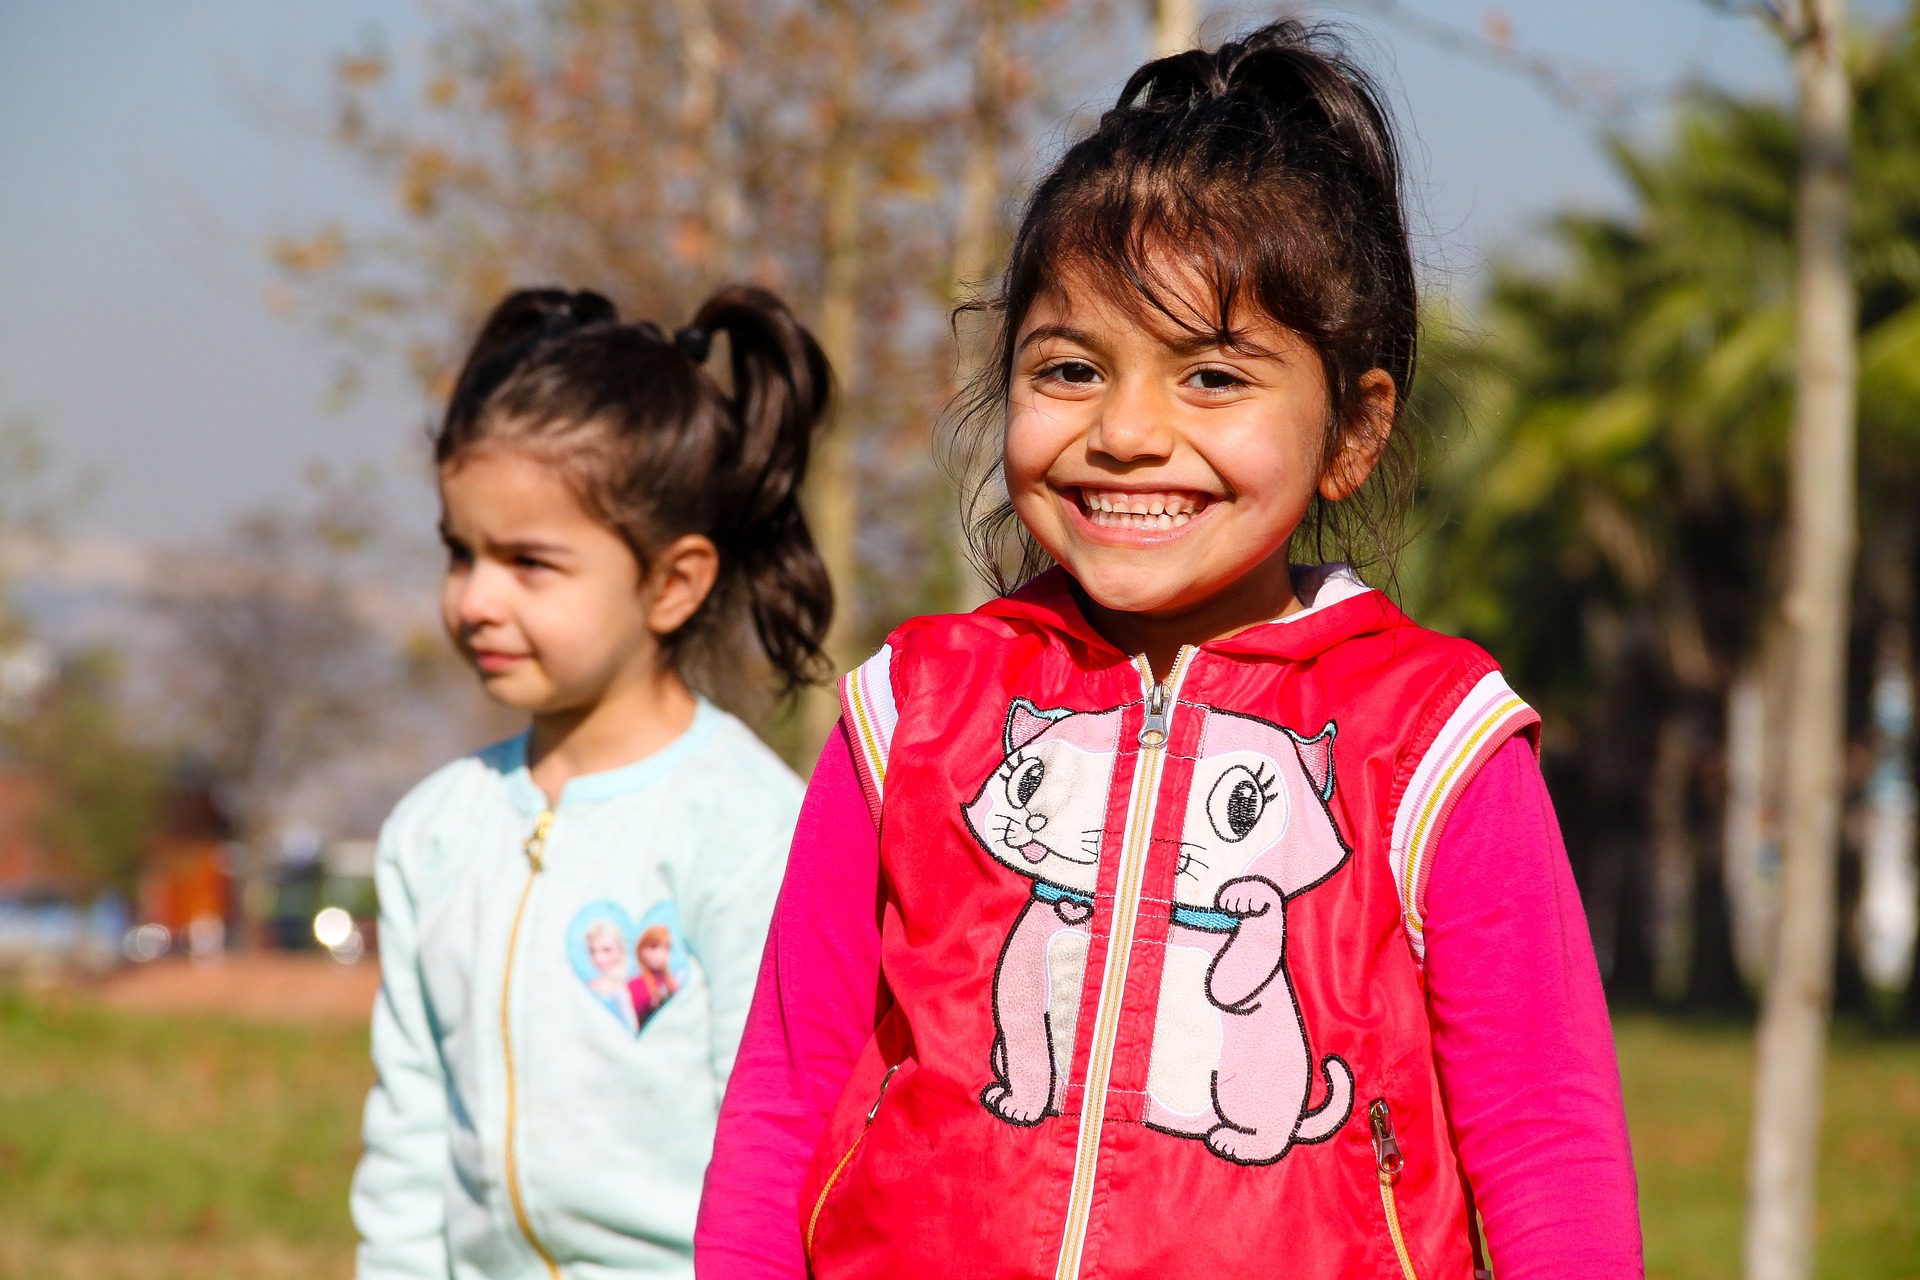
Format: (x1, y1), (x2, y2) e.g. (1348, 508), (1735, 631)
(351, 702), (800, 1279)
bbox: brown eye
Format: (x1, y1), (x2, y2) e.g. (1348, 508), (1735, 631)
(1187, 367), (1244, 392)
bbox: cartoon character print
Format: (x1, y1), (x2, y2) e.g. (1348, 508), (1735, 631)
(963, 697), (1124, 1125)
(566, 900), (691, 1035)
(962, 695), (1353, 1166)
(1142, 707), (1353, 1165)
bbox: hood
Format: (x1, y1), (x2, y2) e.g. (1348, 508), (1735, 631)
(974, 564), (1409, 665)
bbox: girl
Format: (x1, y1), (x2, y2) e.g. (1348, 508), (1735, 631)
(697, 22), (1642, 1280)
(352, 284), (833, 1278)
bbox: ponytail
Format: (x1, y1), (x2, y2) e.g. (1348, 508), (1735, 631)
(436, 283), (834, 695)
(689, 285), (835, 692)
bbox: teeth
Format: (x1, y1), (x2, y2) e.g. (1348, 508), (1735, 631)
(1078, 490), (1206, 532)
(1081, 490), (1204, 521)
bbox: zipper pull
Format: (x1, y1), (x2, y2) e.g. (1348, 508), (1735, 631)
(866, 1063), (901, 1123)
(1368, 1099), (1403, 1183)
(1139, 682), (1173, 748)
(524, 810), (554, 872)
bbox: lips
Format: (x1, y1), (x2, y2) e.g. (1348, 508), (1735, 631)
(471, 649), (528, 673)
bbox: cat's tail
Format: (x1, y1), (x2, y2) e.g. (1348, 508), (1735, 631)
(1292, 1054), (1354, 1145)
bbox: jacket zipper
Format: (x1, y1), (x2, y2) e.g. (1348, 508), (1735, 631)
(804, 1063), (901, 1260)
(502, 809), (562, 1280)
(1370, 1098), (1421, 1280)
(1054, 647), (1195, 1280)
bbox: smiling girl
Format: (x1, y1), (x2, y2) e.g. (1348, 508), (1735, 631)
(352, 285), (832, 1279)
(697, 22), (1641, 1280)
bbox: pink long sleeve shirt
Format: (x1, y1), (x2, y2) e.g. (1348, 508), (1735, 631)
(696, 724), (1643, 1278)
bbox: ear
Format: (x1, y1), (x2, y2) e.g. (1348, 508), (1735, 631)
(1004, 698), (1068, 753)
(1318, 369), (1396, 503)
(642, 533), (720, 636)
(1289, 721), (1337, 801)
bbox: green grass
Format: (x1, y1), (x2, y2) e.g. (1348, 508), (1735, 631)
(0, 989), (370, 1280)
(0, 992), (1915, 1278)
(1616, 1013), (1920, 1280)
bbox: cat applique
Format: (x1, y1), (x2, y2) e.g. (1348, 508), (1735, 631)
(962, 695), (1353, 1166)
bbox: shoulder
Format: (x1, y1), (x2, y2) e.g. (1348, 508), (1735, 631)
(377, 737), (522, 860)
(670, 707), (805, 838)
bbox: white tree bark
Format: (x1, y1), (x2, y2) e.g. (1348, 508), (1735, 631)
(1744, 0), (1857, 1275)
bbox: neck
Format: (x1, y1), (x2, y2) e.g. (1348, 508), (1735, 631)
(1076, 558), (1301, 677)
(525, 666), (698, 804)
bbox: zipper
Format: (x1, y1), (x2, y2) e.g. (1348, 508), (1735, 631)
(804, 1063), (900, 1260)
(1054, 647), (1195, 1280)
(1370, 1098), (1420, 1280)
(502, 809), (562, 1280)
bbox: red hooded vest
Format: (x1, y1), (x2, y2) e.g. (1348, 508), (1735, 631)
(803, 567), (1538, 1280)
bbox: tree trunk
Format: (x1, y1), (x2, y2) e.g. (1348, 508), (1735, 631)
(1744, 0), (1858, 1275)
(1149, 0), (1198, 59)
(1724, 651), (1777, 988)
(938, 0), (1012, 613)
(668, 0), (742, 273)
(801, 36), (867, 755)
(1649, 712), (1701, 1003)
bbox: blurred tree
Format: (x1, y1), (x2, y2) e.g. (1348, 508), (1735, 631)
(1406, 4), (1920, 1024)
(3, 648), (165, 900)
(1747, 0), (1858, 1274)
(151, 467), (396, 947)
(270, 0), (1104, 758)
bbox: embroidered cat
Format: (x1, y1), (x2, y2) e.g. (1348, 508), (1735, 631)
(964, 697), (1121, 1126)
(1143, 706), (1353, 1165)
(963, 696), (1352, 1165)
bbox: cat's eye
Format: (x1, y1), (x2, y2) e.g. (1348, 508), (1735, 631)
(1207, 764), (1278, 842)
(1007, 756), (1046, 809)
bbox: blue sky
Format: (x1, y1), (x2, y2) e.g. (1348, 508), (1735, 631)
(0, 0), (1901, 544)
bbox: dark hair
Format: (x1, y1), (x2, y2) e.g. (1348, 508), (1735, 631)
(438, 284), (834, 692)
(949, 19), (1418, 591)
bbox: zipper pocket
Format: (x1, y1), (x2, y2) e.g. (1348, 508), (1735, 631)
(804, 1063), (900, 1260)
(1369, 1098), (1421, 1280)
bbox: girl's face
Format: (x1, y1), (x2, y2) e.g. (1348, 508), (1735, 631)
(439, 447), (661, 717)
(1005, 270), (1387, 659)
(639, 939), (671, 974)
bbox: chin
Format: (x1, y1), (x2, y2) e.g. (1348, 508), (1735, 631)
(1069, 568), (1199, 621)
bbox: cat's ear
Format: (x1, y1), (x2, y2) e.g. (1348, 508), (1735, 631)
(1005, 698), (1069, 752)
(1289, 722), (1337, 801)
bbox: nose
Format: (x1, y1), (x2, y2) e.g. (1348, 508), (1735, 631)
(1025, 813), (1048, 832)
(450, 562), (508, 629)
(1089, 377), (1175, 463)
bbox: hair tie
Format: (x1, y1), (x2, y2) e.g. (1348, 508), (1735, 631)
(674, 326), (712, 363)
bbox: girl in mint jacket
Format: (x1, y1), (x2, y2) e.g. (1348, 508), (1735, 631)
(351, 284), (835, 1279)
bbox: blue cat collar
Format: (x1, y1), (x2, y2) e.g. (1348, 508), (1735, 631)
(1032, 881), (1094, 908)
(1170, 904), (1239, 932)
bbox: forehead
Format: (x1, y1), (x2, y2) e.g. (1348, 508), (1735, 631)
(1017, 253), (1301, 357)
(438, 446), (598, 530)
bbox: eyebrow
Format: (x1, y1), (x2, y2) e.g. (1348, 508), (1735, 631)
(1017, 323), (1104, 355)
(437, 524), (572, 557)
(1018, 321), (1277, 361)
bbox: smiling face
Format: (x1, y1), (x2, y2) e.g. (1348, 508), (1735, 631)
(439, 446), (662, 717)
(1004, 264), (1390, 659)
